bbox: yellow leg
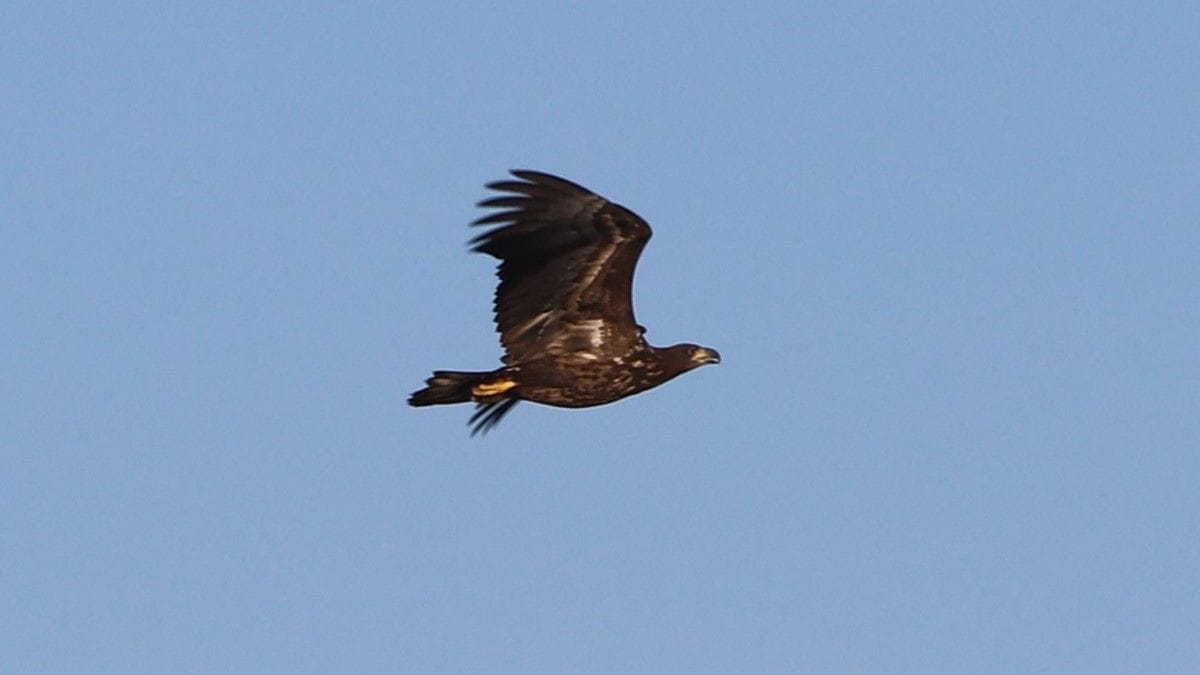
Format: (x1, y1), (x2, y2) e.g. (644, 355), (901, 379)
(472, 379), (517, 399)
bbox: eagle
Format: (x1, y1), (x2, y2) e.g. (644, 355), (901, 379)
(409, 170), (720, 435)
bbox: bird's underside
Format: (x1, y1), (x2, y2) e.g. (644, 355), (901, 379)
(408, 170), (720, 435)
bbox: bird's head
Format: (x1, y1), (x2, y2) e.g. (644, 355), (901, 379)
(673, 343), (721, 369)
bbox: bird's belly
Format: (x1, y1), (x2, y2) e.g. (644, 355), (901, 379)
(521, 392), (633, 408)
(517, 367), (649, 408)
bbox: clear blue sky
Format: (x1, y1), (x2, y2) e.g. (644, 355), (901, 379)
(4, 3), (1198, 673)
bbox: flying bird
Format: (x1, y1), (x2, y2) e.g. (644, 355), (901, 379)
(409, 170), (720, 435)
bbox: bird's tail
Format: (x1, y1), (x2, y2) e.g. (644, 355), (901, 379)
(408, 370), (490, 406)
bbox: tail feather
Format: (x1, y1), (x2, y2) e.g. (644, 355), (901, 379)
(408, 370), (486, 406)
(410, 369), (521, 435)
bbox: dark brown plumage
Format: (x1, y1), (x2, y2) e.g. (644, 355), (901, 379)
(409, 170), (720, 435)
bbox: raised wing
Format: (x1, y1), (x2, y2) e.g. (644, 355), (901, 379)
(470, 170), (652, 364)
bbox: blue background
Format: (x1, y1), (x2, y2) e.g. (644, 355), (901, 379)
(4, 4), (1197, 673)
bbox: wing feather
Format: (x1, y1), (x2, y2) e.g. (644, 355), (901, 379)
(469, 170), (652, 364)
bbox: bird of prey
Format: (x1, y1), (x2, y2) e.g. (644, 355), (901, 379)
(409, 170), (720, 435)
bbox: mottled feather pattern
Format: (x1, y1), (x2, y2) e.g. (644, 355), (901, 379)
(409, 170), (719, 435)
(470, 171), (652, 364)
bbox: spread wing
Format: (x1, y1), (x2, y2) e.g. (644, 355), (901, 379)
(469, 170), (652, 365)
